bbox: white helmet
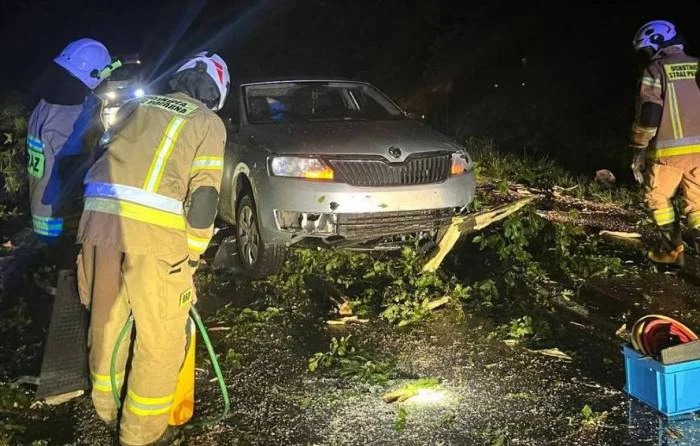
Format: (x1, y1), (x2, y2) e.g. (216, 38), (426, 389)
(633, 20), (677, 52)
(174, 51), (230, 111)
(54, 38), (112, 90)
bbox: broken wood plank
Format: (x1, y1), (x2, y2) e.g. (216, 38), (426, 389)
(207, 326), (232, 332)
(383, 390), (413, 403)
(422, 197), (537, 272)
(326, 316), (369, 325)
(526, 347), (572, 361)
(425, 296), (450, 311)
(599, 230), (643, 245)
(43, 390), (84, 406)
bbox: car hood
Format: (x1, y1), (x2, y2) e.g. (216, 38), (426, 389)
(243, 120), (463, 161)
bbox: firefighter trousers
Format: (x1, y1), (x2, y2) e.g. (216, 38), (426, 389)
(77, 244), (194, 446)
(645, 154), (700, 228)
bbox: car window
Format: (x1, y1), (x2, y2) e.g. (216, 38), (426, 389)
(243, 82), (404, 124)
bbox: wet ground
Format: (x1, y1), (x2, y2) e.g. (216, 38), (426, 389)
(1, 214), (700, 445)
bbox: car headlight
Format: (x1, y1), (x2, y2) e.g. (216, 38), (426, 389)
(102, 106), (120, 129)
(450, 152), (470, 176)
(134, 88), (145, 98)
(269, 157), (334, 180)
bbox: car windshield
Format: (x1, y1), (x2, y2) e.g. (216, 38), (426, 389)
(108, 62), (142, 82)
(243, 81), (405, 123)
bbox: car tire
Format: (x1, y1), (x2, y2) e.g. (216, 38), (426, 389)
(236, 194), (286, 279)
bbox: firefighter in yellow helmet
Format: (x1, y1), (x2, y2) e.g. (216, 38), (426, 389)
(630, 20), (700, 264)
(75, 51), (229, 445)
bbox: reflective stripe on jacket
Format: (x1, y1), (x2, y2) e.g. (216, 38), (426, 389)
(78, 92), (227, 257)
(27, 98), (100, 240)
(631, 46), (700, 159)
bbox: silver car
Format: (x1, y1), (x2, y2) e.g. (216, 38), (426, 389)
(218, 78), (476, 278)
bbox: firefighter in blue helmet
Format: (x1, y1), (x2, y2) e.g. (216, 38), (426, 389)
(630, 21), (700, 264)
(27, 38), (114, 266)
(28, 38), (116, 404)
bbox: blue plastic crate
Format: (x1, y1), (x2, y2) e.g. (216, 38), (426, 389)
(623, 345), (700, 416)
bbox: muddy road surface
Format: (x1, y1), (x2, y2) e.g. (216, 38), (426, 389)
(1, 229), (700, 445)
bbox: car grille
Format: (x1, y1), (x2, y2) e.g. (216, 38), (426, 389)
(327, 153), (451, 186)
(336, 209), (454, 239)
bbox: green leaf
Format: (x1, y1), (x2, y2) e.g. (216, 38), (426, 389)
(394, 407), (408, 432)
(581, 404), (593, 419)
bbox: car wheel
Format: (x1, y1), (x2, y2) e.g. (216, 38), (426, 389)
(236, 194), (286, 279)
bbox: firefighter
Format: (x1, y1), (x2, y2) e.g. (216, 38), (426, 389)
(27, 38), (112, 268)
(630, 20), (700, 264)
(27, 39), (117, 404)
(76, 51), (229, 445)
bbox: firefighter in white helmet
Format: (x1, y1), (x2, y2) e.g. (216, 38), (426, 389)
(630, 21), (700, 264)
(76, 51), (229, 445)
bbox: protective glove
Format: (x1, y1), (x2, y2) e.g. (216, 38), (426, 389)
(631, 150), (647, 184)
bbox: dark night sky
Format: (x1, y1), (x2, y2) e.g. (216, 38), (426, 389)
(3, 0), (697, 86)
(2, 0), (699, 174)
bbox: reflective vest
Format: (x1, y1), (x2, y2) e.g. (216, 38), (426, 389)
(632, 46), (700, 159)
(78, 92), (227, 258)
(26, 96), (101, 242)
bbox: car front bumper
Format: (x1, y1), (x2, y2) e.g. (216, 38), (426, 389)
(256, 171), (476, 244)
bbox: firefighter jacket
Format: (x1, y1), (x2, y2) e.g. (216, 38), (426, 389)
(78, 92), (227, 260)
(631, 45), (700, 158)
(27, 95), (103, 243)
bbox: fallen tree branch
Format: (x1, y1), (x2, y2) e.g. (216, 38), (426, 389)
(207, 326), (232, 332)
(425, 296), (450, 311)
(599, 230), (641, 239)
(599, 230), (643, 246)
(423, 197), (537, 272)
(525, 347), (573, 362)
(326, 316), (369, 325)
(43, 390), (84, 406)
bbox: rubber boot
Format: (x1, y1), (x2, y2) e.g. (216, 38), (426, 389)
(120, 426), (182, 446)
(648, 223), (684, 265)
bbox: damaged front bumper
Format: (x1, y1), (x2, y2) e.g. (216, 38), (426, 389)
(257, 172), (476, 245)
(274, 208), (455, 240)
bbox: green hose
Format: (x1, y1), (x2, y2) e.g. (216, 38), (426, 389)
(185, 306), (230, 430)
(110, 314), (133, 409)
(109, 306), (230, 428)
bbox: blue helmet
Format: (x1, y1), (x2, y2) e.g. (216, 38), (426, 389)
(54, 38), (112, 90)
(633, 20), (677, 52)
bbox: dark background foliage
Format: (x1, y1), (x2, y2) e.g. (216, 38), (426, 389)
(2, 0), (699, 177)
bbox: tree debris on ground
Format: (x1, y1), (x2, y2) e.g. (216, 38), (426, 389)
(599, 230), (643, 245)
(423, 196), (537, 272)
(526, 347), (573, 362)
(382, 378), (440, 404)
(326, 316), (369, 325)
(3, 138), (697, 445)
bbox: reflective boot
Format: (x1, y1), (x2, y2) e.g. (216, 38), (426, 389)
(647, 223), (684, 264)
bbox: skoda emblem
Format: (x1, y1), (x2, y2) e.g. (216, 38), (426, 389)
(388, 146), (402, 159)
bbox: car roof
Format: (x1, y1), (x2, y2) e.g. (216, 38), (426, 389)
(238, 76), (371, 87)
